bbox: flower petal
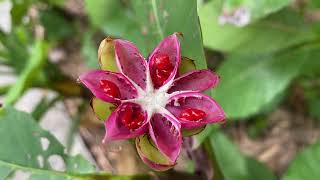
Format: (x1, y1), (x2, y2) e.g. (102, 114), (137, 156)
(149, 113), (182, 162)
(136, 135), (175, 171)
(103, 102), (148, 141)
(166, 92), (226, 129)
(168, 70), (220, 93)
(114, 39), (147, 89)
(79, 70), (138, 103)
(148, 33), (180, 88)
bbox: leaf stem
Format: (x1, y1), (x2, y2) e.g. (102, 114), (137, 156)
(151, 0), (164, 40)
(204, 137), (225, 180)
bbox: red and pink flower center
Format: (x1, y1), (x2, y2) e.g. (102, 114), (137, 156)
(121, 105), (145, 130)
(100, 80), (121, 98)
(151, 54), (174, 88)
(179, 108), (206, 121)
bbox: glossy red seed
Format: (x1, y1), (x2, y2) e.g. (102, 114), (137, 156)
(179, 108), (206, 121)
(151, 54), (174, 87)
(154, 54), (171, 70)
(99, 80), (121, 98)
(122, 106), (145, 130)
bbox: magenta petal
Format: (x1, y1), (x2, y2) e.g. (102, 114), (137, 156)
(79, 70), (138, 103)
(114, 39), (147, 89)
(149, 113), (182, 162)
(148, 33), (180, 88)
(168, 70), (220, 93)
(166, 92), (226, 129)
(103, 103), (148, 141)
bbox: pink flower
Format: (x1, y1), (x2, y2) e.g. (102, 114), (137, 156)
(79, 33), (226, 171)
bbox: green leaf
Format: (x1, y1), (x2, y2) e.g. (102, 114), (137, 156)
(11, 0), (33, 25)
(81, 32), (99, 68)
(84, 0), (138, 39)
(212, 44), (320, 119)
(39, 0), (65, 7)
(218, 0), (291, 25)
(199, 0), (317, 54)
(283, 140), (320, 180)
(0, 106), (95, 176)
(4, 39), (48, 106)
(209, 131), (276, 180)
(39, 9), (74, 41)
(132, 0), (207, 68)
(85, 0), (207, 69)
(0, 27), (30, 73)
(0, 106), (150, 179)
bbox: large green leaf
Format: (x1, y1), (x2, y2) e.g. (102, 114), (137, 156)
(0, 106), (95, 178)
(84, 0), (142, 45)
(0, 106), (149, 179)
(199, 0), (317, 54)
(131, 0), (206, 68)
(218, 0), (291, 25)
(283, 140), (320, 180)
(85, 0), (207, 69)
(212, 44), (320, 119)
(209, 131), (276, 180)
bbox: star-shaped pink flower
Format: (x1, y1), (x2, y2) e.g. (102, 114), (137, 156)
(79, 33), (226, 171)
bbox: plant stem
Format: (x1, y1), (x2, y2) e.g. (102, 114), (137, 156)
(204, 138), (225, 180)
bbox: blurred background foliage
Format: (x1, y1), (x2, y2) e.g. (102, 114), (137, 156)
(0, 0), (320, 179)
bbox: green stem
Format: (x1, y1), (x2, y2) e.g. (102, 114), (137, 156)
(31, 95), (62, 121)
(204, 138), (224, 180)
(4, 40), (48, 106)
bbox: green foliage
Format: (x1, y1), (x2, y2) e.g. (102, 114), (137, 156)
(199, 0), (320, 119)
(85, 0), (207, 69)
(0, 106), (150, 179)
(0, 106), (95, 177)
(3, 0), (320, 177)
(248, 117), (268, 138)
(39, 9), (74, 42)
(199, 1), (317, 54)
(283, 141), (320, 180)
(10, 0), (33, 25)
(0, 27), (30, 73)
(212, 45), (320, 119)
(219, 0), (291, 23)
(4, 39), (48, 106)
(81, 32), (99, 68)
(208, 131), (276, 180)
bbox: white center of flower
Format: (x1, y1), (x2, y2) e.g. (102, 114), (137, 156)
(125, 66), (173, 119)
(137, 90), (169, 115)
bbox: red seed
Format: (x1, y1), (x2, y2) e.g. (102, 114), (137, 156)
(121, 106), (145, 130)
(154, 54), (171, 70)
(100, 80), (121, 98)
(179, 108), (206, 121)
(151, 54), (174, 87)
